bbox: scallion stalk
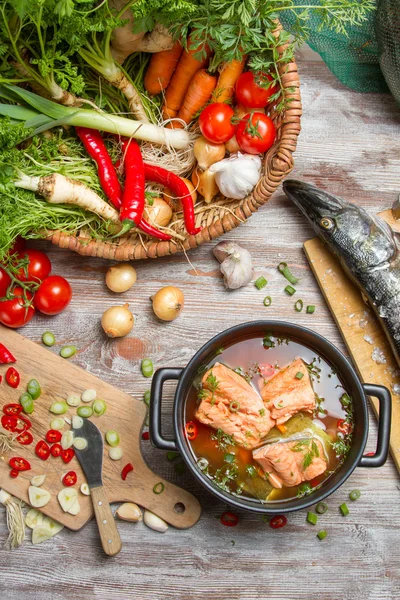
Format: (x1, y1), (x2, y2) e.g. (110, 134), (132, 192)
(306, 305), (316, 314)
(254, 276), (268, 290)
(284, 285), (296, 296)
(278, 262), (299, 284)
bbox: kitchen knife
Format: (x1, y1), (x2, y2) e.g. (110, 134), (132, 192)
(72, 418), (122, 556)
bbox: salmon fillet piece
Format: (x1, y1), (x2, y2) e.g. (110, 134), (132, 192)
(261, 358), (316, 425)
(195, 362), (275, 449)
(253, 438), (327, 488)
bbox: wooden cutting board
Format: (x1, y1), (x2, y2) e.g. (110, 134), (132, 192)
(304, 209), (400, 474)
(0, 325), (201, 531)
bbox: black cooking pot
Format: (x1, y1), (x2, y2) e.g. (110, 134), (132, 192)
(150, 321), (391, 513)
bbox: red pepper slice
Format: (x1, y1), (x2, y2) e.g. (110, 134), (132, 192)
(3, 403), (22, 416)
(9, 456), (31, 471)
(16, 430), (33, 445)
(1, 414), (18, 431)
(63, 471), (77, 487)
(46, 429), (62, 444)
(0, 375), (2, 384)
(35, 440), (50, 461)
(185, 421), (198, 441)
(15, 414), (32, 433)
(337, 419), (352, 435)
(220, 511), (239, 527)
(270, 515), (287, 529)
(61, 448), (75, 463)
(0, 343), (16, 364)
(365, 451), (375, 457)
(50, 443), (63, 457)
(5, 367), (20, 388)
(141, 431), (149, 440)
(10, 468), (19, 478)
(121, 463), (134, 481)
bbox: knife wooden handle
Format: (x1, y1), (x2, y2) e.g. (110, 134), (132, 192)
(90, 486), (122, 556)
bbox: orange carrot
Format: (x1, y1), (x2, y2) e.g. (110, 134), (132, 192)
(212, 57), (246, 104)
(175, 69), (217, 127)
(144, 41), (183, 96)
(162, 35), (211, 121)
(276, 424), (287, 434)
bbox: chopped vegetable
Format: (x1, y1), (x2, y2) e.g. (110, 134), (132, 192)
(1, 415), (18, 431)
(284, 285), (296, 296)
(153, 482), (165, 495)
(307, 512), (318, 525)
(61, 448), (75, 464)
(278, 262), (300, 285)
(68, 499), (81, 516)
(9, 457), (31, 471)
(317, 530), (327, 540)
(295, 372), (304, 380)
(141, 359), (154, 378)
(221, 511), (239, 527)
(109, 447), (123, 461)
(106, 430), (120, 448)
(141, 431), (150, 440)
(66, 394), (80, 407)
(59, 345), (77, 359)
(316, 502), (328, 514)
(92, 399), (107, 416)
(306, 305), (316, 314)
(80, 483), (90, 496)
(25, 508), (44, 529)
(254, 276), (268, 290)
(263, 296), (272, 307)
(167, 451), (180, 462)
(50, 443), (62, 457)
(121, 463), (134, 481)
(349, 489), (361, 501)
(340, 503), (349, 516)
(28, 486), (51, 508)
(3, 404), (22, 416)
(10, 469), (19, 478)
(58, 488), (78, 513)
(81, 389), (96, 403)
(152, 286), (184, 321)
(295, 299), (304, 312)
(197, 457), (209, 470)
(30, 475), (46, 487)
(72, 416), (84, 429)
(32, 524), (53, 545)
(185, 421), (198, 441)
(270, 515), (287, 529)
(19, 392), (34, 414)
(63, 471), (77, 487)
(116, 502), (142, 522)
(50, 418), (65, 430)
(46, 430), (62, 444)
(6, 367), (20, 388)
(42, 331), (56, 347)
(17, 430), (33, 445)
(73, 437), (88, 450)
(229, 400), (240, 413)
(77, 406), (93, 418)
(61, 431), (74, 450)
(143, 510), (168, 533)
(35, 440), (50, 461)
(27, 379), (41, 400)
(50, 401), (68, 415)
(42, 517), (64, 536)
(0, 343), (16, 364)
(143, 391), (151, 406)
(177, 69), (217, 127)
(101, 303), (134, 338)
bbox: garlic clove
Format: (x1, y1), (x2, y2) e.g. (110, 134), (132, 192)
(192, 167), (219, 204)
(194, 135), (226, 170)
(143, 510), (168, 533)
(116, 502), (143, 522)
(213, 242), (254, 290)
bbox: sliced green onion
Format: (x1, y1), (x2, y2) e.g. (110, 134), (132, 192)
(197, 457), (209, 470)
(166, 451), (179, 462)
(73, 437), (88, 450)
(215, 347), (224, 355)
(306, 305), (316, 314)
(50, 401), (68, 415)
(50, 417), (65, 430)
(141, 359), (154, 378)
(77, 406), (93, 418)
(254, 276), (268, 290)
(307, 511), (318, 525)
(315, 502), (328, 514)
(263, 296), (272, 307)
(153, 482), (165, 495)
(19, 392), (34, 414)
(340, 393), (351, 407)
(229, 400), (240, 413)
(92, 399), (107, 416)
(294, 299), (303, 312)
(295, 371), (304, 380)
(224, 453), (235, 463)
(27, 379), (41, 400)
(109, 446), (123, 460)
(339, 502), (349, 516)
(263, 335), (275, 348)
(42, 331), (56, 346)
(66, 394), (80, 407)
(245, 465), (258, 478)
(143, 390), (151, 406)
(105, 430), (120, 447)
(284, 285), (296, 296)
(278, 262), (299, 284)
(349, 489), (361, 501)
(60, 345), (77, 359)
(317, 530), (327, 540)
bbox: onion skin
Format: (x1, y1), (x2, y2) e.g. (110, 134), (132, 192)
(101, 303), (134, 337)
(152, 286), (184, 321)
(106, 263), (137, 293)
(144, 197), (172, 227)
(191, 167), (218, 204)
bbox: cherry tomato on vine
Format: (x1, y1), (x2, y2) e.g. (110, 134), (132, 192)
(0, 287), (35, 328)
(34, 275), (72, 315)
(0, 267), (11, 297)
(236, 112), (276, 155)
(16, 249), (51, 283)
(235, 71), (278, 108)
(199, 103), (236, 143)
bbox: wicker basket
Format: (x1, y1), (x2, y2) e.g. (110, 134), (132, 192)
(48, 30), (302, 261)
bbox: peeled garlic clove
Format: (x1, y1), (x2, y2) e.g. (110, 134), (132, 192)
(144, 197), (173, 227)
(116, 502), (143, 522)
(143, 510), (168, 533)
(192, 167), (219, 204)
(194, 135), (226, 170)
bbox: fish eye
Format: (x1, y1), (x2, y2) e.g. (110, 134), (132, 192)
(320, 217), (334, 230)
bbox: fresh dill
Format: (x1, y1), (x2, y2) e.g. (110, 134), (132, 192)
(306, 357), (322, 382)
(291, 437), (320, 469)
(296, 482), (313, 498)
(213, 463), (239, 492)
(211, 428), (235, 452)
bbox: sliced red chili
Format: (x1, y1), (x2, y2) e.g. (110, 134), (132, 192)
(10, 468), (19, 478)
(16, 430), (33, 445)
(63, 471), (77, 487)
(46, 429), (62, 444)
(337, 419), (352, 435)
(9, 456), (31, 471)
(35, 440), (50, 461)
(5, 367), (20, 388)
(0, 343), (16, 364)
(365, 451), (375, 456)
(185, 421), (198, 441)
(50, 443), (62, 457)
(15, 414), (32, 433)
(220, 511), (239, 527)
(141, 431), (149, 440)
(1, 414), (18, 431)
(61, 448), (75, 464)
(270, 515), (287, 529)
(3, 403), (22, 416)
(121, 463), (134, 481)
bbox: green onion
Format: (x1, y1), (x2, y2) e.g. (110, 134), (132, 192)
(339, 503), (349, 516)
(306, 305), (316, 314)
(245, 465), (258, 478)
(50, 418), (65, 430)
(92, 399), (107, 416)
(224, 453), (235, 464)
(263, 296), (272, 307)
(105, 430), (120, 447)
(174, 462), (185, 474)
(77, 406), (93, 418)
(141, 359), (154, 378)
(349, 489), (361, 501)
(294, 299), (303, 312)
(263, 335), (275, 348)
(19, 392), (34, 414)
(42, 331), (56, 347)
(317, 530), (327, 540)
(197, 457), (208, 470)
(295, 371), (304, 380)
(340, 393), (351, 407)
(254, 276), (268, 290)
(284, 285), (296, 296)
(27, 379), (41, 400)
(153, 482), (165, 495)
(278, 262), (299, 284)
(143, 390), (151, 406)
(315, 502), (328, 514)
(307, 512), (318, 525)
(60, 345), (77, 359)
(229, 400), (240, 413)
(50, 401), (68, 415)
(166, 451), (180, 462)
(215, 347), (224, 355)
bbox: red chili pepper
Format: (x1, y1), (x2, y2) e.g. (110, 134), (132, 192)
(63, 471), (77, 487)
(10, 468), (19, 478)
(0, 343), (16, 364)
(121, 463), (134, 481)
(5, 367), (20, 388)
(15, 415), (32, 433)
(9, 456), (31, 471)
(35, 440), (50, 461)
(76, 127), (122, 209)
(144, 163), (201, 236)
(46, 429), (62, 444)
(220, 511), (239, 527)
(337, 419), (352, 435)
(3, 403), (22, 416)
(16, 430), (33, 445)
(0, 375), (2, 384)
(50, 443), (63, 457)
(1, 414), (18, 431)
(141, 431), (149, 440)
(61, 448), (75, 463)
(185, 421), (198, 441)
(270, 515), (287, 529)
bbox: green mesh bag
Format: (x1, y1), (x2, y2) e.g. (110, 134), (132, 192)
(376, 0), (400, 104)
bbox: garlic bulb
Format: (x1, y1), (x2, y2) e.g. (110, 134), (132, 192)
(194, 135), (226, 170)
(213, 241), (254, 290)
(191, 167), (219, 204)
(209, 152), (262, 200)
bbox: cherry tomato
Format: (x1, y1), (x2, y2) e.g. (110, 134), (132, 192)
(16, 430), (34, 445)
(269, 515), (287, 529)
(8, 237), (26, 256)
(235, 71), (278, 108)
(337, 419), (352, 435)
(0, 267), (11, 297)
(9, 456), (31, 471)
(63, 471), (77, 487)
(50, 443), (63, 457)
(46, 429), (62, 444)
(236, 112), (276, 155)
(61, 448), (75, 463)
(3, 403), (22, 416)
(185, 421), (198, 441)
(220, 511), (239, 527)
(0, 287), (35, 328)
(16, 249), (51, 283)
(5, 366), (20, 388)
(34, 275), (72, 315)
(1, 415), (18, 431)
(10, 468), (19, 478)
(199, 103), (236, 143)
(35, 440), (51, 461)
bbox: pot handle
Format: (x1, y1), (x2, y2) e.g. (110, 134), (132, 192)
(149, 367), (183, 451)
(359, 383), (392, 468)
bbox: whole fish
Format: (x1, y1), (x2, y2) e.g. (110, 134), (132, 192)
(283, 179), (400, 368)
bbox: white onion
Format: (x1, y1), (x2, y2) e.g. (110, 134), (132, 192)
(101, 303), (134, 338)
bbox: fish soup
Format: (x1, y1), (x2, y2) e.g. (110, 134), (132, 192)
(185, 334), (354, 503)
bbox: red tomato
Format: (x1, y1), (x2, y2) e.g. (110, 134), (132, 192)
(3, 403), (22, 416)
(269, 515), (287, 529)
(0, 287), (35, 328)
(46, 429), (62, 444)
(185, 421), (198, 441)
(0, 267), (11, 297)
(10, 468), (19, 478)
(16, 430), (34, 445)
(16, 250), (51, 283)
(63, 471), (77, 487)
(5, 366), (20, 388)
(220, 511), (239, 527)
(1, 415), (18, 431)
(34, 275), (72, 315)
(35, 440), (51, 461)
(61, 448), (75, 463)
(199, 103), (236, 143)
(8, 237), (26, 256)
(236, 112), (276, 155)
(235, 71), (278, 108)
(50, 443), (63, 457)
(9, 456), (31, 471)
(337, 419), (352, 435)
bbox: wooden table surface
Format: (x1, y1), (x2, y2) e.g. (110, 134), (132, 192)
(1, 61), (400, 600)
